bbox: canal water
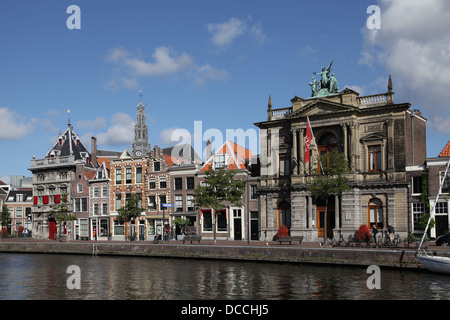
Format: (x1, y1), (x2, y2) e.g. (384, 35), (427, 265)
(0, 252), (449, 300)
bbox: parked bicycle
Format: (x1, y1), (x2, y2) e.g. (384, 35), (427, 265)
(377, 230), (401, 247)
(330, 230), (346, 247)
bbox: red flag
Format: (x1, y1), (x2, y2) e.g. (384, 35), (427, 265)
(305, 117), (312, 163)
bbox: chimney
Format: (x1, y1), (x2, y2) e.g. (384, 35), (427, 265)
(91, 136), (98, 167)
(206, 139), (212, 160)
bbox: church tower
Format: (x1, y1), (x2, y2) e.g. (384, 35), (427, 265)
(131, 90), (151, 157)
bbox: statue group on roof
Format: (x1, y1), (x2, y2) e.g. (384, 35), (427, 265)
(309, 60), (340, 98)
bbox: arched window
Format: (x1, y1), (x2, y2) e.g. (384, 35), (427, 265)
(278, 201), (291, 229)
(369, 198), (383, 229)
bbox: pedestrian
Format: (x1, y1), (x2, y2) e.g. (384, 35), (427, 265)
(23, 228), (29, 239)
(388, 224), (395, 241)
(371, 225), (378, 243)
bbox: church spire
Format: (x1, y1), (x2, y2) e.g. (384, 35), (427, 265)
(132, 90), (151, 157)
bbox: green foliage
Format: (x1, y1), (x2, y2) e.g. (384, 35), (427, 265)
(117, 193), (145, 222)
(1, 204), (11, 228)
(194, 166), (246, 211)
(419, 213), (435, 231)
(51, 193), (77, 223)
(174, 217), (190, 234)
(307, 149), (351, 201)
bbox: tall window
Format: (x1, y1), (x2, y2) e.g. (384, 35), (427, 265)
(148, 196), (156, 211)
(154, 162), (161, 172)
(250, 185), (258, 200)
(115, 169), (122, 185)
(279, 154), (290, 176)
(186, 177), (195, 190)
(159, 195), (166, 210)
(412, 202), (425, 231)
(115, 194), (121, 210)
(136, 167), (142, 183)
(441, 172), (450, 193)
(175, 178), (182, 190)
(187, 195), (195, 211)
(412, 176), (423, 194)
(217, 210), (227, 231)
(175, 195), (183, 212)
(368, 198), (383, 229)
(126, 168), (132, 184)
(149, 179), (156, 189)
(368, 145), (382, 172)
(160, 177), (167, 189)
(102, 186), (108, 198)
(202, 210), (212, 231)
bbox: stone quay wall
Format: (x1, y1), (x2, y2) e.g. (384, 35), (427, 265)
(0, 240), (434, 271)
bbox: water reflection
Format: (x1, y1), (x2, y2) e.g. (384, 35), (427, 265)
(0, 253), (449, 300)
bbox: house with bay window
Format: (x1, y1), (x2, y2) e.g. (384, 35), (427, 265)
(254, 72), (427, 242)
(29, 119), (98, 240)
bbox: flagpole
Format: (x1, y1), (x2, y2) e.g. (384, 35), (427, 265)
(306, 116), (324, 174)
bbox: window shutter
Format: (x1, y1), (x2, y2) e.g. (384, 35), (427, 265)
(33, 196), (38, 205)
(55, 194), (61, 204)
(43, 195), (49, 204)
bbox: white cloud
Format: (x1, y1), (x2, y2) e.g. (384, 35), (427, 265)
(0, 108), (34, 140)
(250, 21), (269, 45)
(158, 127), (182, 145)
(193, 64), (230, 85)
(206, 17), (269, 47)
(76, 117), (107, 130)
(206, 17), (246, 46)
(361, 0), (450, 133)
(105, 46), (228, 89)
(125, 47), (194, 77)
(90, 112), (135, 147)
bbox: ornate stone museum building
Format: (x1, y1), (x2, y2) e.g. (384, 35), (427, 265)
(254, 63), (427, 242)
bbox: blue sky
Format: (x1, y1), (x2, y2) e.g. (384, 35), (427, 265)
(1, 0), (450, 181)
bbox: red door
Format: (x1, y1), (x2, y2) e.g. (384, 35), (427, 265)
(49, 219), (56, 240)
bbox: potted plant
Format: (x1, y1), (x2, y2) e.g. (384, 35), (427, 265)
(356, 224), (371, 244)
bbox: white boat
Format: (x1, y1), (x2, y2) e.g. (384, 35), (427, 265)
(416, 250), (450, 274)
(415, 159), (450, 274)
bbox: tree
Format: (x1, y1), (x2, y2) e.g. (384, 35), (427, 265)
(1, 205), (11, 238)
(51, 193), (76, 241)
(307, 149), (351, 244)
(417, 170), (435, 238)
(194, 166), (246, 243)
(117, 193), (145, 241)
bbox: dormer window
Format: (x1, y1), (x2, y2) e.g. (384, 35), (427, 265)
(214, 154), (226, 169)
(58, 137), (63, 146)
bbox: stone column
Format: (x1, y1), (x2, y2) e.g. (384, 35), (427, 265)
(291, 128), (298, 175)
(308, 196), (313, 229)
(335, 194), (340, 230)
(342, 124), (348, 161)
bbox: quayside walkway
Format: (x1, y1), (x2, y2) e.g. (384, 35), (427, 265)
(0, 238), (448, 272)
